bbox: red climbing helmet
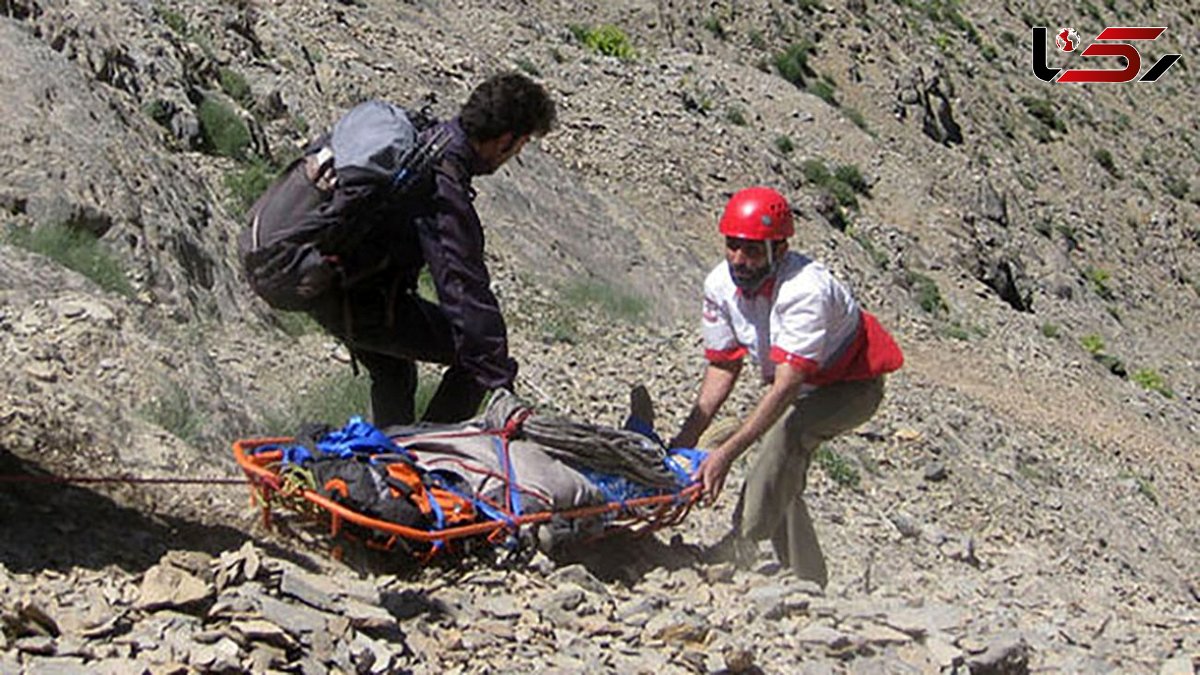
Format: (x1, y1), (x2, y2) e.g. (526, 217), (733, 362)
(718, 186), (794, 240)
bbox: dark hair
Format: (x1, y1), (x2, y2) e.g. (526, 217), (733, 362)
(460, 72), (556, 142)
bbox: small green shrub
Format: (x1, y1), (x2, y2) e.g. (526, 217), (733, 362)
(833, 164), (868, 194)
(801, 159), (832, 185)
(157, 5), (187, 34)
(847, 227), (889, 269)
(816, 446), (860, 488)
(273, 311), (320, 338)
(942, 322), (971, 341)
(573, 24), (635, 60)
(702, 15), (727, 40)
(7, 224), (132, 297)
(218, 67), (252, 107)
(844, 107), (870, 134)
(1019, 96), (1066, 134)
(141, 381), (205, 444)
(1131, 368), (1174, 398)
(772, 41), (816, 88)
(1040, 322), (1060, 338)
(748, 30), (767, 50)
(1093, 148), (1120, 178)
(1056, 223), (1080, 249)
(802, 158), (869, 210)
(198, 95), (251, 159)
(224, 158), (274, 217)
(143, 99), (174, 128)
(562, 280), (647, 322)
(1084, 266), (1115, 300)
(1080, 334), (1105, 355)
(279, 370), (435, 428)
(263, 370), (371, 430)
(774, 135), (795, 155)
(808, 79), (837, 106)
(725, 106), (747, 126)
(907, 271), (947, 316)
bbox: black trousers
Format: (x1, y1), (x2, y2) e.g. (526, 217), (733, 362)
(308, 287), (487, 428)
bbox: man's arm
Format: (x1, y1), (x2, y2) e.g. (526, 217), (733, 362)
(697, 361), (808, 500)
(418, 167), (516, 390)
(671, 360), (742, 449)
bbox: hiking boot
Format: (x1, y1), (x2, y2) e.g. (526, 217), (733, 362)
(628, 384), (655, 426)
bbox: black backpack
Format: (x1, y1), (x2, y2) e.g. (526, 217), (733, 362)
(238, 101), (449, 311)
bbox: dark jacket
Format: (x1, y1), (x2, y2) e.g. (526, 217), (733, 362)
(416, 118), (516, 390)
(332, 117), (515, 390)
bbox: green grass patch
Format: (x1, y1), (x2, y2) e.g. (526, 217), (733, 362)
(702, 15), (727, 40)
(906, 270), (947, 316)
(774, 135), (795, 155)
(143, 99), (174, 128)
(541, 311), (579, 345)
(156, 5), (187, 34)
(7, 224), (133, 297)
(1084, 266), (1115, 301)
(1131, 368), (1174, 398)
(1040, 322), (1060, 339)
(844, 107), (871, 134)
(772, 41), (816, 88)
(941, 322), (971, 341)
(1093, 148), (1120, 178)
(224, 158), (275, 218)
(571, 24), (636, 60)
(562, 279), (647, 322)
(802, 158), (870, 210)
(847, 226), (889, 269)
(1080, 333), (1104, 355)
(1019, 96), (1066, 135)
(272, 311), (320, 338)
(725, 106), (747, 126)
(218, 67), (252, 107)
(816, 446), (860, 488)
(263, 370), (440, 433)
(808, 79), (837, 106)
(198, 95), (251, 159)
(141, 381), (205, 445)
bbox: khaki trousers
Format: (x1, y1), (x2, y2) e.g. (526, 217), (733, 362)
(734, 376), (885, 587)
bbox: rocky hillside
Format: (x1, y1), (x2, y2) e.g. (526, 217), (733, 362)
(1, 0), (1197, 672)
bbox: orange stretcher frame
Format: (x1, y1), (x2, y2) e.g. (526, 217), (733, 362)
(232, 437), (702, 556)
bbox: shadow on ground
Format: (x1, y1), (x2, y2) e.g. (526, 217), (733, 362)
(0, 447), (307, 574)
(550, 530), (705, 582)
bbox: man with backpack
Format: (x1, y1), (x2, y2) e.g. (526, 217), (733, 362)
(669, 186), (903, 587)
(240, 73), (556, 427)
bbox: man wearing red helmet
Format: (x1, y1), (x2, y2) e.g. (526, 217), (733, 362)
(671, 186), (903, 587)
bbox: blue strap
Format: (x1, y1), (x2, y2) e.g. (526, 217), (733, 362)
(492, 436), (522, 518)
(428, 471), (514, 527)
